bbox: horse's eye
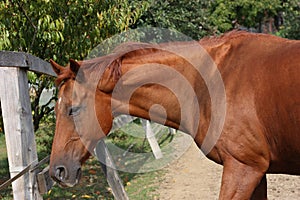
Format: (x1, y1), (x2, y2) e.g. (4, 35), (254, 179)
(69, 106), (81, 116)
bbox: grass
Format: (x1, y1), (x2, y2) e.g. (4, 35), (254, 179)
(0, 133), (12, 199)
(43, 157), (164, 199)
(0, 121), (173, 199)
(44, 157), (114, 199)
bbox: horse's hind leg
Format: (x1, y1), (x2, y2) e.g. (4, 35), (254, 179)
(219, 158), (268, 200)
(251, 175), (267, 200)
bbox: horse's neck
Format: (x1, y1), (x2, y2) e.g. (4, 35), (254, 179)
(100, 42), (218, 135)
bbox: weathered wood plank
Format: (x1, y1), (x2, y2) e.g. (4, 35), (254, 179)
(95, 140), (129, 200)
(0, 67), (43, 200)
(141, 120), (163, 159)
(27, 53), (56, 77)
(0, 51), (56, 77)
(0, 51), (27, 67)
(37, 166), (53, 194)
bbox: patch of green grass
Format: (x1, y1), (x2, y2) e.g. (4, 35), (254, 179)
(124, 170), (164, 200)
(108, 122), (174, 153)
(35, 119), (55, 160)
(0, 121), (172, 199)
(0, 133), (12, 199)
(44, 122), (171, 199)
(43, 157), (164, 200)
(44, 157), (114, 199)
(0, 133), (7, 158)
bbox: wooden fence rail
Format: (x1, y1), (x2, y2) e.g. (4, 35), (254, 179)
(0, 51), (55, 76)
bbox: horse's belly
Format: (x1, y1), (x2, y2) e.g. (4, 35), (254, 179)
(268, 159), (300, 175)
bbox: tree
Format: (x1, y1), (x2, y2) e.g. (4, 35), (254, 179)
(134, 0), (299, 40)
(209, 0), (300, 39)
(209, 0), (282, 33)
(276, 0), (300, 39)
(135, 0), (213, 40)
(0, 0), (149, 132)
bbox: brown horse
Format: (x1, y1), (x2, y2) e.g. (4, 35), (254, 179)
(49, 31), (300, 199)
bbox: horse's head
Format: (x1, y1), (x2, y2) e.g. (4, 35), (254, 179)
(49, 59), (113, 187)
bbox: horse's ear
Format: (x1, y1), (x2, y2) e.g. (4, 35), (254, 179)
(50, 59), (64, 75)
(69, 59), (85, 82)
(69, 59), (81, 75)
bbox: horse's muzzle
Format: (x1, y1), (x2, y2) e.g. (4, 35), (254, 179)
(50, 165), (82, 187)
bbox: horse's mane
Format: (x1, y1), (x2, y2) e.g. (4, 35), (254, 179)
(199, 30), (251, 46)
(199, 30), (288, 46)
(82, 42), (157, 80)
(56, 30), (288, 86)
(55, 42), (158, 86)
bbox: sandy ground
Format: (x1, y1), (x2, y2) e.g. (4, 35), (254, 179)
(158, 138), (300, 200)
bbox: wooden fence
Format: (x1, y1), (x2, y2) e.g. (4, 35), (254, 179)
(0, 51), (55, 200)
(0, 51), (166, 200)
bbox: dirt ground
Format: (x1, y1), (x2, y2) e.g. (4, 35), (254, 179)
(158, 137), (300, 200)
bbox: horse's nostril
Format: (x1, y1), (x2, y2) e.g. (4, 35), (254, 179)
(51, 165), (81, 187)
(55, 165), (67, 181)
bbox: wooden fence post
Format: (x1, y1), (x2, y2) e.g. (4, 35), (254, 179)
(95, 140), (129, 200)
(141, 120), (163, 159)
(0, 67), (42, 200)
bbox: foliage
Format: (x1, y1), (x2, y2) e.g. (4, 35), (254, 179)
(209, 0), (300, 38)
(0, 0), (149, 132)
(209, 0), (281, 32)
(276, 0), (300, 39)
(135, 0), (300, 39)
(136, 0), (214, 40)
(35, 114), (56, 159)
(0, 0), (149, 60)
